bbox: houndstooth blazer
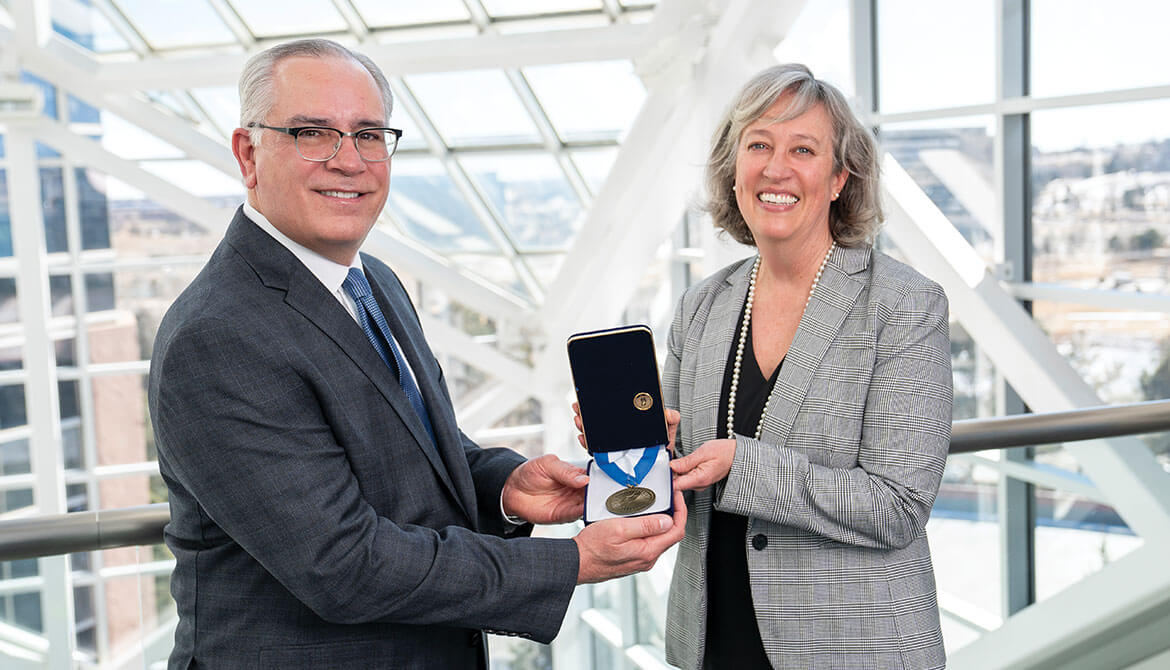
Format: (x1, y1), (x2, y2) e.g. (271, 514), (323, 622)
(663, 244), (951, 670)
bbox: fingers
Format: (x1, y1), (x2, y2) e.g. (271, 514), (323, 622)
(543, 454), (589, 488)
(572, 402), (589, 451)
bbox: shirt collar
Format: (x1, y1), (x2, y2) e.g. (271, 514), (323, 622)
(243, 201), (360, 293)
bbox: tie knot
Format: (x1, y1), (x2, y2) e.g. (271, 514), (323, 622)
(343, 268), (372, 300)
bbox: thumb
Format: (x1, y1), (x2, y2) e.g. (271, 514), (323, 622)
(639, 513), (674, 536)
(545, 455), (589, 487)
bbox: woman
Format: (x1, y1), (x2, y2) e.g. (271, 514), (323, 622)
(663, 64), (952, 669)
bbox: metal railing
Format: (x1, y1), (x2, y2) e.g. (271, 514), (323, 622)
(1, 399), (1168, 562)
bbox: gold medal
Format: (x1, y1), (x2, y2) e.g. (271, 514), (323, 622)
(633, 392), (653, 411)
(605, 486), (656, 515)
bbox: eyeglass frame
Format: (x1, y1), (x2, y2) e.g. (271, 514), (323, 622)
(246, 123), (404, 162)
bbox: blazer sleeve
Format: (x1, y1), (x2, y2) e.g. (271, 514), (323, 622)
(152, 314), (577, 641)
(717, 282), (953, 549)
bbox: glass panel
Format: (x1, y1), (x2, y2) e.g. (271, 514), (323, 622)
(525, 253), (566, 289)
(0, 278), (16, 323)
(90, 375), (150, 467)
(3, 489), (35, 515)
(0, 384), (27, 429)
(460, 152), (584, 251)
(87, 269), (181, 363)
(880, 117), (998, 264)
(0, 437), (31, 476)
(385, 157), (496, 252)
(104, 175), (223, 258)
(928, 460), (1003, 652)
(68, 94), (101, 124)
(1033, 486), (1141, 603)
(1032, 100), (1170, 294)
(51, 0), (132, 53)
(523, 61), (644, 143)
(113, 0), (235, 49)
(950, 321), (998, 421)
(406, 70), (541, 147)
(78, 168), (112, 250)
(41, 167), (67, 253)
(189, 87), (240, 136)
(231, 0), (347, 36)
(481, 0), (601, 16)
(772, 0), (853, 95)
(876, 0), (995, 114)
(388, 106), (426, 152)
(0, 169), (9, 257)
(74, 583), (95, 653)
(569, 147), (618, 196)
(1031, 0), (1170, 98)
(21, 71), (58, 120)
(351, 0), (470, 26)
(50, 275), (73, 317)
(447, 253), (525, 298)
(98, 565), (162, 660)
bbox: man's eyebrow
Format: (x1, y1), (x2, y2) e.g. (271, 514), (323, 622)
(285, 115), (386, 129)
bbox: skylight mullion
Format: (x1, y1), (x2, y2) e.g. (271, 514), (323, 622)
(461, 0), (493, 31)
(388, 77), (543, 299)
(207, 0), (257, 48)
(504, 68), (591, 207)
(328, 0), (369, 39)
(93, 0), (150, 57)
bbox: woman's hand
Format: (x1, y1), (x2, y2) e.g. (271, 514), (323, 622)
(572, 404), (681, 454)
(669, 438), (736, 491)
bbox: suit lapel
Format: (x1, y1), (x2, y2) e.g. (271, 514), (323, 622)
(757, 245), (867, 445)
(225, 212), (468, 519)
(363, 269), (478, 522)
(692, 259), (755, 449)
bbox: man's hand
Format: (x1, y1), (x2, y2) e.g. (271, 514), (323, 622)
(501, 454), (588, 525)
(573, 403), (680, 454)
(573, 489), (687, 584)
(669, 438), (736, 491)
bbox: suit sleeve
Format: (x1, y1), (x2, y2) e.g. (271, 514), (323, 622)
(716, 283), (952, 549)
(152, 315), (577, 641)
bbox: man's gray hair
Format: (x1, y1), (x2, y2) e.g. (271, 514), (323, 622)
(704, 63), (883, 247)
(239, 38), (394, 145)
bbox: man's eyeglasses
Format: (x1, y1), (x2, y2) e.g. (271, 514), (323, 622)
(247, 124), (403, 162)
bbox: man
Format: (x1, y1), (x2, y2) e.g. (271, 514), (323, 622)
(148, 38), (684, 669)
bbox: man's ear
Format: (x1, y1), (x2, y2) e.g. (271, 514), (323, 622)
(232, 128), (259, 189)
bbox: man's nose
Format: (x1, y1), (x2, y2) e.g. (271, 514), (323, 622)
(327, 136), (367, 172)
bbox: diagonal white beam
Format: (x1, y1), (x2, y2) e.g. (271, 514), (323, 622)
(12, 31), (238, 177)
(882, 154), (1170, 541)
(417, 314), (535, 394)
(91, 23), (651, 92)
(35, 119), (234, 235)
(949, 544), (1170, 669)
(360, 226), (533, 323)
(454, 382), (531, 436)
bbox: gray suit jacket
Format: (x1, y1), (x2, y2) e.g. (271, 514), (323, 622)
(148, 209), (578, 669)
(663, 245), (951, 670)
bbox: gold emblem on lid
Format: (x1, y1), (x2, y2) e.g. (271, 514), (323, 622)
(633, 392), (653, 411)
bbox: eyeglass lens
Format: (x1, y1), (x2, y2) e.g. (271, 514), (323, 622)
(296, 128), (397, 161)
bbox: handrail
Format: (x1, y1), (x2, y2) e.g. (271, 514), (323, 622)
(0, 399), (1167, 562)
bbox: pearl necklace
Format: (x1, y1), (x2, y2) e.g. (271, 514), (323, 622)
(726, 241), (835, 440)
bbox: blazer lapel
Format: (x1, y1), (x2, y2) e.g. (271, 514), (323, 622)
(364, 272), (478, 522)
(692, 258), (755, 449)
(757, 244), (867, 445)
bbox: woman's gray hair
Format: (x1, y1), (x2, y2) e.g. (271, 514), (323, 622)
(239, 38), (394, 145)
(704, 63), (882, 247)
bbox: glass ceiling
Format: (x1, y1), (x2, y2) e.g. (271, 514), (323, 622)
(40, 0), (658, 301)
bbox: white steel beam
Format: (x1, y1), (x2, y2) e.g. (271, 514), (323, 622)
(359, 227), (533, 323)
(35, 118), (234, 236)
(416, 313), (535, 394)
(7, 121), (76, 670)
(535, 0), (804, 374)
(12, 31), (238, 177)
(454, 382), (529, 436)
(91, 23), (650, 92)
(949, 544), (1170, 669)
(882, 154), (1170, 541)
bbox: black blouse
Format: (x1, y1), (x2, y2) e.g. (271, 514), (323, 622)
(703, 299), (780, 669)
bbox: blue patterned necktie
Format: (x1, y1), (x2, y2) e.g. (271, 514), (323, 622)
(342, 268), (436, 445)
